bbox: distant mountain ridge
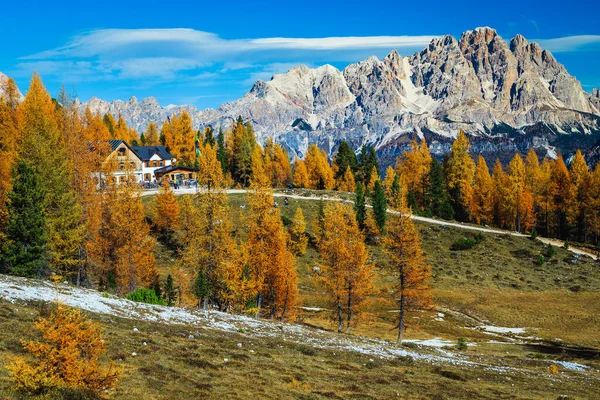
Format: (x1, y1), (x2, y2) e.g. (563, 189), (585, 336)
(5, 27), (600, 166)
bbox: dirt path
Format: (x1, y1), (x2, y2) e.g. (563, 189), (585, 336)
(150, 188), (597, 260)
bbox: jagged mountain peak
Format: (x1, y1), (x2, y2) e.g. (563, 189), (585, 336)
(3, 26), (597, 167)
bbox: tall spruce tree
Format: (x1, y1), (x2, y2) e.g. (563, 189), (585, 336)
(333, 141), (357, 179)
(354, 182), (366, 229)
(1, 162), (47, 276)
(426, 158), (454, 220)
(371, 180), (387, 232)
(216, 127), (228, 173)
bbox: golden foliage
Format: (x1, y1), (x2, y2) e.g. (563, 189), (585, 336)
(444, 130), (475, 214)
(293, 159), (309, 188)
(7, 304), (121, 395)
(396, 139), (431, 209)
(317, 202), (374, 333)
(304, 144), (334, 190)
(153, 181), (180, 231)
(470, 156), (494, 225)
(337, 166), (356, 192)
(246, 182), (297, 320)
(289, 207), (308, 255)
(163, 111), (195, 165)
(382, 211), (433, 343)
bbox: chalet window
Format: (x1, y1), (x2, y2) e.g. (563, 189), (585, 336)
(145, 161), (149, 167)
(119, 162), (124, 170)
(159, 161), (163, 166)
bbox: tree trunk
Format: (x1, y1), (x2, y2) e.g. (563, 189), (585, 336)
(397, 292), (405, 344)
(346, 285), (352, 334)
(202, 296), (209, 310)
(336, 297), (343, 333)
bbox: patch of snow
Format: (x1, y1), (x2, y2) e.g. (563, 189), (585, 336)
(478, 325), (527, 335)
(553, 360), (589, 372)
(301, 307), (329, 312)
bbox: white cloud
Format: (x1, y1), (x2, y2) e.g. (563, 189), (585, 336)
(17, 28), (438, 84)
(534, 35), (600, 52)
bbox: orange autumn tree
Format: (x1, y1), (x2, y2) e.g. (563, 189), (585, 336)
(337, 166), (356, 192)
(8, 303), (121, 395)
(263, 138), (292, 188)
(469, 156), (494, 225)
(304, 144), (335, 190)
(569, 150), (591, 241)
(383, 211), (433, 344)
(396, 138), (432, 211)
(443, 130), (475, 220)
(153, 180), (180, 232)
(181, 143), (244, 310)
(144, 121), (160, 146)
(19, 73), (84, 277)
(0, 76), (20, 235)
(318, 202), (374, 333)
(87, 168), (156, 293)
(507, 153), (535, 232)
(550, 155), (575, 239)
(245, 159), (297, 320)
(293, 159), (309, 188)
(289, 207), (308, 255)
(163, 111), (195, 165)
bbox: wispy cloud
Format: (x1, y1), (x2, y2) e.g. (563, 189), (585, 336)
(534, 35), (600, 52)
(16, 28), (438, 85)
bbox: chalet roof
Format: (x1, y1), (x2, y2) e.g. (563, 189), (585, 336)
(108, 139), (126, 151)
(154, 165), (198, 179)
(131, 146), (174, 161)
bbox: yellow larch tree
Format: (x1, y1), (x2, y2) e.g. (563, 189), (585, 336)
(289, 207), (308, 255)
(396, 139), (431, 210)
(337, 166), (356, 192)
(18, 73), (84, 277)
(304, 144), (334, 190)
(318, 202), (374, 333)
(264, 138), (292, 188)
(549, 155), (575, 239)
(0, 77), (20, 235)
(181, 142), (242, 310)
(491, 159), (512, 228)
(245, 171), (297, 319)
(293, 159), (309, 188)
(507, 153), (534, 232)
(382, 211), (433, 344)
(144, 121), (160, 146)
(469, 155), (494, 225)
(165, 111), (195, 165)
(153, 180), (180, 232)
(8, 303), (121, 395)
(569, 150), (591, 241)
(443, 130), (475, 220)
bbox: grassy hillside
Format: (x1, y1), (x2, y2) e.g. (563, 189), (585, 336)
(1, 190), (596, 398)
(145, 191), (600, 349)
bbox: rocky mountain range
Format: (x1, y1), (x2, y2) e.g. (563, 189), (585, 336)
(5, 27), (600, 166)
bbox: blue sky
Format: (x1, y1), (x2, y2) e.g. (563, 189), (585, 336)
(2, 0), (599, 109)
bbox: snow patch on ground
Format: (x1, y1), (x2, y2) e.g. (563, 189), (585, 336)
(478, 325), (527, 335)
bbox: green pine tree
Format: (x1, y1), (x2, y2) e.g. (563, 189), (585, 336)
(371, 180), (387, 233)
(193, 269), (210, 309)
(216, 127), (228, 174)
(164, 274), (176, 306)
(426, 158), (454, 220)
(333, 141), (357, 179)
(354, 182), (366, 229)
(203, 126), (215, 146)
(1, 161), (48, 276)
